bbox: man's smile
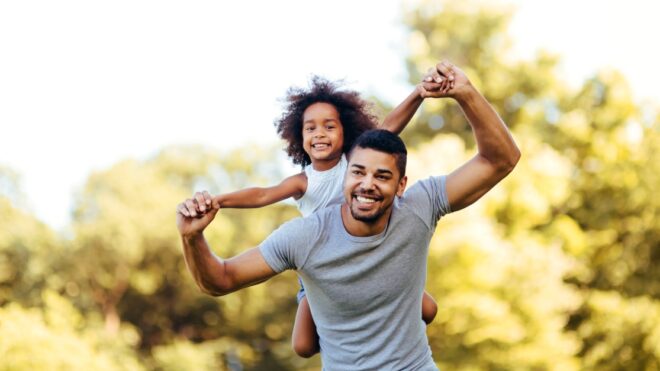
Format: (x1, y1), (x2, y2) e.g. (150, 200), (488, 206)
(352, 193), (383, 208)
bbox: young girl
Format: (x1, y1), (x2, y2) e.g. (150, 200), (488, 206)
(209, 76), (440, 357)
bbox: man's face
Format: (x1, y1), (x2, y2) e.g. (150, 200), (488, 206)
(343, 147), (407, 223)
(301, 102), (345, 165)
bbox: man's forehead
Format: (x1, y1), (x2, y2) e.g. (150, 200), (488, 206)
(348, 147), (398, 172)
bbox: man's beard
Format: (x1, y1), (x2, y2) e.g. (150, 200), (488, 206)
(349, 200), (388, 223)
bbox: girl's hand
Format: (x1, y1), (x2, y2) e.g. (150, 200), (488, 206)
(418, 60), (473, 99)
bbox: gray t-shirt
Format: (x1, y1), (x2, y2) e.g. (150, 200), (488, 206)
(259, 176), (450, 371)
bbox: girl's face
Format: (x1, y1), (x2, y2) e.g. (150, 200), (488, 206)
(301, 102), (345, 170)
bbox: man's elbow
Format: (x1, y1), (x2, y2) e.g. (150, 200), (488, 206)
(197, 277), (233, 297)
(495, 146), (522, 177)
(503, 146), (521, 173)
(198, 286), (226, 297)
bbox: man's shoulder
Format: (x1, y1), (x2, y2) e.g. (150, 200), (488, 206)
(401, 176), (444, 200)
(395, 175), (450, 225)
(283, 204), (339, 235)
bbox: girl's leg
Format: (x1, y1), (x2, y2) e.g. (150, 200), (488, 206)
(291, 296), (320, 358)
(422, 291), (438, 325)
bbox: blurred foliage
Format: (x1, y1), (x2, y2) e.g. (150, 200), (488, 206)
(1, 0), (659, 369)
(396, 0), (660, 369)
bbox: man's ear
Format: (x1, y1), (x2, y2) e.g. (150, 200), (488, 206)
(396, 175), (408, 197)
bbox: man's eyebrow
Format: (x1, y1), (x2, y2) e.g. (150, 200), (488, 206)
(349, 164), (393, 176)
(375, 169), (394, 176)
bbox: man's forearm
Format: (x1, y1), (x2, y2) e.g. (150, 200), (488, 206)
(455, 87), (520, 170)
(181, 232), (230, 296)
(380, 88), (424, 135)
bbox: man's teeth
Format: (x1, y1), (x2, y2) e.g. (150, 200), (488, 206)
(356, 196), (376, 203)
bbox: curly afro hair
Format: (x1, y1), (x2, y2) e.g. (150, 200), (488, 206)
(274, 76), (379, 167)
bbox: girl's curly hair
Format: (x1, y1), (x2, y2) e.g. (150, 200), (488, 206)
(274, 76), (379, 167)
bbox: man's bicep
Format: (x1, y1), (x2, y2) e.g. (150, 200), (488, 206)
(224, 248), (278, 293)
(445, 155), (503, 212)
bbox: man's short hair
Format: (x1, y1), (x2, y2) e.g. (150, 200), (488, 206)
(348, 129), (407, 177)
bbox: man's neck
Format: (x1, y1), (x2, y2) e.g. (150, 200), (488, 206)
(340, 204), (391, 237)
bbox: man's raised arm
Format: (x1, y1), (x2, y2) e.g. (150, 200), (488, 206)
(176, 191), (277, 296)
(421, 60), (521, 211)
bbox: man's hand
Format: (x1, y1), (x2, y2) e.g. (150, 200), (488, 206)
(417, 60), (473, 100)
(176, 191), (220, 238)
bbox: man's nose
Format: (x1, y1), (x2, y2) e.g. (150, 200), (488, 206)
(361, 175), (375, 190)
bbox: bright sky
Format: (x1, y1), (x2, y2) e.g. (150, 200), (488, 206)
(1, 0), (658, 231)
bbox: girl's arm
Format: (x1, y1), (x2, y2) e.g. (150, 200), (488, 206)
(214, 172), (307, 209)
(380, 81), (445, 135)
(379, 87), (424, 135)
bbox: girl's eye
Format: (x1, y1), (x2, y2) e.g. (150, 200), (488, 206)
(305, 127), (314, 132)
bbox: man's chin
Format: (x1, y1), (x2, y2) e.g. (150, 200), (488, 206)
(349, 207), (383, 223)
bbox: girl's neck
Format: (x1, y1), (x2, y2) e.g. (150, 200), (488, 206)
(310, 155), (342, 172)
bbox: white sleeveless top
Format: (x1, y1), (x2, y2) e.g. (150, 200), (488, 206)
(296, 155), (347, 217)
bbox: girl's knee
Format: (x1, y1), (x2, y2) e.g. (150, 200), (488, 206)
(422, 296), (438, 325)
(292, 337), (318, 358)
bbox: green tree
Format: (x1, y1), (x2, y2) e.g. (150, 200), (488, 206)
(0, 291), (143, 370)
(0, 169), (63, 308)
(65, 144), (314, 369)
(400, 0), (660, 369)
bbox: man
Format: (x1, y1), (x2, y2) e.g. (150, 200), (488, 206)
(176, 60), (520, 370)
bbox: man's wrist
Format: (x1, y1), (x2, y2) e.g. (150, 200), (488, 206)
(453, 83), (478, 104)
(183, 231), (206, 245)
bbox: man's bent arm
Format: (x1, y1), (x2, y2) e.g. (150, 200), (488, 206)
(446, 84), (520, 211)
(182, 233), (277, 296)
(423, 61), (520, 211)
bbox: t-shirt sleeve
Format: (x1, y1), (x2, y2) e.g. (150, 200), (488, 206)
(403, 175), (451, 226)
(258, 217), (314, 273)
